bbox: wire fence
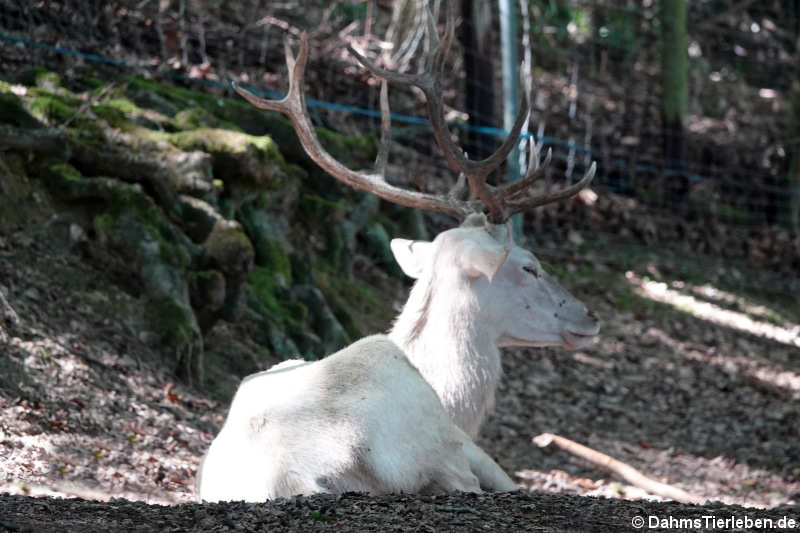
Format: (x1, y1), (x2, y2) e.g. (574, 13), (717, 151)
(1, 1), (798, 290)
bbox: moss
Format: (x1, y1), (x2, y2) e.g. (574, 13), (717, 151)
(249, 266), (305, 328)
(42, 163), (191, 270)
(0, 89), (41, 128)
(314, 269), (392, 338)
(91, 104), (127, 127)
(316, 128), (377, 169)
(105, 97), (140, 115)
(40, 163), (84, 194)
(298, 195), (346, 269)
(27, 94), (74, 123)
(261, 237), (292, 281)
(298, 194), (345, 221)
(174, 107), (223, 130)
(203, 219), (255, 277)
(168, 128), (288, 191)
(18, 68), (61, 90)
(170, 128), (282, 160)
(24, 89), (99, 132)
(149, 294), (199, 343)
(125, 76), (222, 115)
(79, 76), (105, 90)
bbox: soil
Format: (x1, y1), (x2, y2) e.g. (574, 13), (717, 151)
(1, 491), (798, 533)
(1, 201), (799, 530)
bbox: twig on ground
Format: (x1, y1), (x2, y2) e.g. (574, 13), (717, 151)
(532, 433), (705, 504)
(62, 82), (118, 129)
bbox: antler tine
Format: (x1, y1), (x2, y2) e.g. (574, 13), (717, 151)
(347, 44), (433, 89)
(374, 79), (391, 177)
(349, 5), (535, 222)
(423, 4), (440, 71)
(235, 33), (471, 221)
(430, 1), (456, 73)
(505, 161), (596, 215)
(498, 146), (552, 200)
(283, 37), (298, 81)
(233, 34), (309, 115)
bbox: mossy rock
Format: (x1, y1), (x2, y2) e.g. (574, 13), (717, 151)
(365, 222), (402, 277)
(316, 128), (377, 170)
(127, 87), (182, 117)
(0, 88), (42, 128)
(147, 292), (204, 383)
(290, 283), (349, 356)
(249, 266), (306, 330)
(92, 97), (160, 131)
(17, 68), (62, 91)
(179, 195), (222, 243)
(203, 218), (254, 279)
(168, 128), (289, 197)
(257, 236), (291, 283)
(27, 92), (75, 123)
(124, 77), (224, 118)
(174, 107), (223, 130)
(42, 163), (193, 270)
(297, 194), (347, 269)
(298, 194), (346, 222)
(314, 268), (392, 340)
(25, 90), (98, 133)
(91, 104), (127, 128)
(239, 203), (292, 280)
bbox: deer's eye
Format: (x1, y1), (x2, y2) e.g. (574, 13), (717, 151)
(523, 266), (540, 279)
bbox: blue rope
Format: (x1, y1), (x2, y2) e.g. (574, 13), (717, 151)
(2, 31), (798, 195)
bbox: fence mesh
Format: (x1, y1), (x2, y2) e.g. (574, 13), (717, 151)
(1, 1), (798, 295)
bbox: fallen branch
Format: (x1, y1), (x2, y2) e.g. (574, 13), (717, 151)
(0, 124), (68, 157)
(533, 433), (704, 504)
(0, 289), (20, 325)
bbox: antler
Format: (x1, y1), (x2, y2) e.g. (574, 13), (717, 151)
(234, 3), (596, 223)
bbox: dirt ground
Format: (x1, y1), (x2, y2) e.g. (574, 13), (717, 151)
(0, 213), (799, 530)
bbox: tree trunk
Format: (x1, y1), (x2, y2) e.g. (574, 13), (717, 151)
(660, 0), (688, 208)
(791, 34), (800, 234)
(461, 0), (496, 162)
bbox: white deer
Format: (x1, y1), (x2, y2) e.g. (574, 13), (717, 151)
(197, 5), (600, 502)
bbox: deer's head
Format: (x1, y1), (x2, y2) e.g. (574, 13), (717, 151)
(391, 213), (600, 351)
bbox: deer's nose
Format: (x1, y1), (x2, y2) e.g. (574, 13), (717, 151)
(587, 310), (600, 322)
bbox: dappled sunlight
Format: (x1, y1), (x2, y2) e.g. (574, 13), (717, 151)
(637, 326), (800, 397)
(626, 272), (800, 349)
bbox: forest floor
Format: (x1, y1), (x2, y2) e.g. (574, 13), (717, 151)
(0, 205), (798, 531)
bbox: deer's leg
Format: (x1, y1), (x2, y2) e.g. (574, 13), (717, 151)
(456, 431), (518, 491)
(430, 460), (483, 493)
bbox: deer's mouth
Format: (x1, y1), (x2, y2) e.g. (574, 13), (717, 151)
(561, 330), (598, 350)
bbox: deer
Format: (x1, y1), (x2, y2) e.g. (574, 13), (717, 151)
(196, 4), (600, 502)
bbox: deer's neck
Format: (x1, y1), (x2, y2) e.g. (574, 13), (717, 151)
(388, 274), (501, 439)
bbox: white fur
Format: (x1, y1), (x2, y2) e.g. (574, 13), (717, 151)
(197, 214), (600, 501)
(389, 215), (600, 438)
(197, 335), (515, 501)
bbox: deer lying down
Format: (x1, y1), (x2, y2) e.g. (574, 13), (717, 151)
(197, 4), (601, 502)
(197, 334), (516, 502)
(197, 215), (600, 502)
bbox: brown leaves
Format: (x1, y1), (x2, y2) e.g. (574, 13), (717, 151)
(164, 383), (179, 404)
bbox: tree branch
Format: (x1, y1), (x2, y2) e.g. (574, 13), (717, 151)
(533, 433), (704, 504)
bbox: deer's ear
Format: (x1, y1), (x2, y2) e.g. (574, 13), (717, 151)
(391, 239), (433, 279)
(458, 234), (510, 282)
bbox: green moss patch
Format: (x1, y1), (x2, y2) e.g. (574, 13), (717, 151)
(249, 266), (306, 329)
(169, 128), (288, 190)
(0, 89), (41, 128)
